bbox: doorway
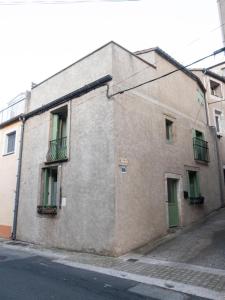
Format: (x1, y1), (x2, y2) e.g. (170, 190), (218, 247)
(167, 178), (179, 227)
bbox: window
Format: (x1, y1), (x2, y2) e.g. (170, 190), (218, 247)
(46, 106), (67, 162)
(214, 110), (222, 134)
(37, 166), (58, 215)
(5, 131), (16, 154)
(165, 119), (173, 143)
(192, 130), (209, 162)
(210, 80), (222, 97)
(187, 170), (204, 204)
(188, 171), (200, 198)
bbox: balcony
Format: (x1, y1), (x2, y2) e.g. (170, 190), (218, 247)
(46, 137), (67, 162)
(193, 137), (209, 163)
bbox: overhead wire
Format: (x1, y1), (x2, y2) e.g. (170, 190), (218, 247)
(108, 47), (225, 98)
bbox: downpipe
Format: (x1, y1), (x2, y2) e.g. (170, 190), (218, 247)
(12, 116), (25, 240)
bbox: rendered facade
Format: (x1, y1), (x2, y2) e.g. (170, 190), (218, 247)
(15, 42), (223, 255)
(0, 92), (29, 238)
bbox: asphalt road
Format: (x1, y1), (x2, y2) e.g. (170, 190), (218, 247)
(0, 246), (208, 300)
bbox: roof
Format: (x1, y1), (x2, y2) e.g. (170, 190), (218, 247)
(191, 68), (225, 83)
(134, 47), (206, 92)
(32, 41), (156, 90)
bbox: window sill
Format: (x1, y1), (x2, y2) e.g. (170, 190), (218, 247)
(37, 205), (57, 215)
(3, 151), (15, 157)
(194, 159), (209, 165)
(189, 196), (204, 205)
(166, 140), (174, 145)
(45, 158), (68, 165)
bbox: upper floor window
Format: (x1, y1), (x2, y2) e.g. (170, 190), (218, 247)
(37, 166), (58, 215)
(46, 106), (68, 162)
(214, 110), (222, 134)
(210, 80), (222, 98)
(4, 131), (16, 155)
(165, 118), (173, 143)
(192, 130), (209, 163)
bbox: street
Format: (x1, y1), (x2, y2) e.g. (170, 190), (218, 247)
(0, 245), (206, 300)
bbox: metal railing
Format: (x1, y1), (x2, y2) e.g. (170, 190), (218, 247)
(0, 98), (26, 125)
(193, 137), (209, 162)
(46, 137), (67, 162)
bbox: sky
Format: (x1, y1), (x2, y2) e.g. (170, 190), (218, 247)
(0, 0), (224, 110)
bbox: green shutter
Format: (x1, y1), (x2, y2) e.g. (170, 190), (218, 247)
(43, 169), (49, 206)
(52, 114), (59, 140)
(189, 171), (200, 198)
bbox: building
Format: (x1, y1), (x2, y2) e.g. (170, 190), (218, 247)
(0, 92), (30, 238)
(15, 42), (222, 255)
(192, 62), (225, 204)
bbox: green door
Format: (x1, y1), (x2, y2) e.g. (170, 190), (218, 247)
(167, 178), (179, 227)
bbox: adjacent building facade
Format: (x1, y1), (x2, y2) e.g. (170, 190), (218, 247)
(15, 42), (223, 255)
(0, 92), (30, 238)
(192, 62), (225, 204)
(218, 0), (225, 45)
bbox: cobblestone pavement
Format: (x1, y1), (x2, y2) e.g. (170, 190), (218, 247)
(142, 208), (225, 269)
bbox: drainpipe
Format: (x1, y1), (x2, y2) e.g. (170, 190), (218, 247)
(203, 70), (209, 126)
(210, 125), (225, 207)
(12, 116), (25, 240)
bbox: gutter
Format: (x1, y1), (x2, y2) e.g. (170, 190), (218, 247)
(210, 126), (225, 207)
(26, 75), (112, 120)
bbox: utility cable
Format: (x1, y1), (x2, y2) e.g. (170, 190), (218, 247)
(108, 47), (225, 98)
(0, 0), (134, 4)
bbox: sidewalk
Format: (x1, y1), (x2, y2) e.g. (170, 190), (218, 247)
(1, 209), (225, 299)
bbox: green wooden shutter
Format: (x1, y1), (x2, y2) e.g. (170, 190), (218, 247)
(189, 171), (200, 198)
(43, 169), (49, 206)
(52, 114), (59, 140)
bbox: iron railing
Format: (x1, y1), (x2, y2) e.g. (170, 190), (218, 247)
(193, 137), (209, 162)
(46, 137), (67, 162)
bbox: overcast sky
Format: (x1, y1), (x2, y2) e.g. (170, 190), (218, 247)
(0, 0), (224, 110)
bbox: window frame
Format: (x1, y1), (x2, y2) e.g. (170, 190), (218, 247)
(3, 130), (16, 156)
(37, 164), (62, 216)
(187, 170), (200, 198)
(46, 104), (70, 163)
(165, 118), (173, 143)
(209, 79), (222, 98)
(214, 109), (223, 135)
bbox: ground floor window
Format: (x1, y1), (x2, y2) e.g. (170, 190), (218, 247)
(187, 170), (204, 204)
(188, 171), (200, 198)
(37, 166), (58, 215)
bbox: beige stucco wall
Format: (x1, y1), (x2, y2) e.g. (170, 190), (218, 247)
(113, 51), (221, 254)
(0, 121), (21, 237)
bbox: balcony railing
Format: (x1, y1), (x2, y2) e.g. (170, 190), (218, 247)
(46, 137), (67, 162)
(193, 137), (209, 162)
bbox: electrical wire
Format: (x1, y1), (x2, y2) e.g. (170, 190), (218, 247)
(0, 0), (135, 4)
(108, 47), (225, 98)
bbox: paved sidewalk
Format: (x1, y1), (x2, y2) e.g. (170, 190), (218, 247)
(1, 209), (225, 299)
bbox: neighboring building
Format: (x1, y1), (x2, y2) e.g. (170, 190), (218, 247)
(192, 62), (225, 204)
(0, 92), (30, 238)
(218, 0), (225, 45)
(16, 42), (222, 256)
